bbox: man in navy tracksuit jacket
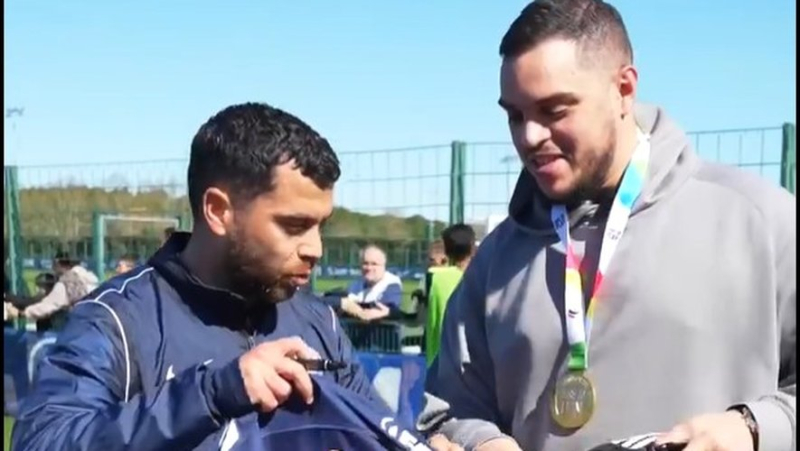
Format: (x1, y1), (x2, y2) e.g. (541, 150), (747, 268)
(10, 102), (440, 450)
(12, 236), (429, 450)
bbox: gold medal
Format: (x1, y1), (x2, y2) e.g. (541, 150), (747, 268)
(551, 372), (596, 429)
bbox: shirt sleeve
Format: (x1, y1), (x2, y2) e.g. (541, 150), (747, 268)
(23, 282), (70, 320)
(740, 189), (796, 451)
(378, 282), (403, 310)
(423, 238), (516, 449)
(10, 300), (238, 451)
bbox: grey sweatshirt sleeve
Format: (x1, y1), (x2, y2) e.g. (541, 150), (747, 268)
(425, 237), (516, 449)
(742, 191), (796, 451)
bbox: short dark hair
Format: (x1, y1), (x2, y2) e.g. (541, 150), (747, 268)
(441, 223), (476, 263)
(500, 0), (633, 67)
(187, 102), (341, 218)
(53, 251), (79, 268)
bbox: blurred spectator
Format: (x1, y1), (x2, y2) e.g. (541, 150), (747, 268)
(424, 223), (475, 366)
(6, 273), (56, 309)
(4, 273), (20, 325)
(328, 245), (403, 323)
(426, 239), (448, 268)
(23, 252), (99, 325)
(4, 272), (59, 330)
(411, 239), (448, 323)
(4, 273), (14, 323)
(4, 287), (20, 323)
(32, 272), (58, 297)
(31, 273), (58, 330)
(4, 302), (19, 323)
(416, 239), (448, 296)
(115, 253), (139, 275)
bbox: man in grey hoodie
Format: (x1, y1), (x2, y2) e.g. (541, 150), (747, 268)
(424, 1), (796, 450)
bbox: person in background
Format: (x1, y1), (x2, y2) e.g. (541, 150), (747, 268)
(411, 239), (449, 328)
(424, 223), (475, 367)
(32, 272), (57, 297)
(29, 272), (59, 331)
(413, 239), (448, 303)
(4, 297), (19, 324)
(334, 245), (404, 323)
(115, 254), (139, 275)
(426, 239), (449, 268)
(424, 1), (795, 450)
(5, 272), (57, 328)
(23, 252), (99, 324)
(6, 273), (56, 310)
(4, 273), (20, 323)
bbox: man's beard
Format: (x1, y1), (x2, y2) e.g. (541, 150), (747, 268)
(565, 147), (616, 208)
(562, 124), (619, 207)
(222, 229), (297, 305)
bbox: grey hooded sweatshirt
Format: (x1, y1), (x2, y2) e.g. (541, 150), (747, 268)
(425, 104), (796, 451)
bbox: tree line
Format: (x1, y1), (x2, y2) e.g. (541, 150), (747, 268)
(8, 186), (447, 242)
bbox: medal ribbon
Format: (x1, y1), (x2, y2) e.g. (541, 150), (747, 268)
(550, 129), (651, 372)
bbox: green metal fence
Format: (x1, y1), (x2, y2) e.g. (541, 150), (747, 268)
(462, 124), (796, 222)
(335, 144), (453, 221)
(4, 124), (796, 296)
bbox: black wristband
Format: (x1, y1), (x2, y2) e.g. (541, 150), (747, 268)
(728, 404), (759, 451)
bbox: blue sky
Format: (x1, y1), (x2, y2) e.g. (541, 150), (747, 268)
(4, 0), (796, 221)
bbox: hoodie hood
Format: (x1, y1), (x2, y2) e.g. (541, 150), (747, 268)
(507, 103), (700, 234)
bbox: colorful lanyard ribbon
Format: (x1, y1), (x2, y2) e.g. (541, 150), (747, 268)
(550, 129), (651, 372)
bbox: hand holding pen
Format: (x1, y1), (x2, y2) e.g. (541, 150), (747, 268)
(235, 336), (319, 413)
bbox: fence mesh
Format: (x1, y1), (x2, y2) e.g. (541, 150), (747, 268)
(4, 124), (796, 286)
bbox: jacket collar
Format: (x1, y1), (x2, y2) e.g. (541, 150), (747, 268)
(149, 232), (276, 332)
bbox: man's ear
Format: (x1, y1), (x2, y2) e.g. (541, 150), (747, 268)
(202, 187), (234, 237)
(616, 64), (638, 119)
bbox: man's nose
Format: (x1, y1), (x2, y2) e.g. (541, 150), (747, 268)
(520, 120), (551, 150)
(299, 231), (323, 261)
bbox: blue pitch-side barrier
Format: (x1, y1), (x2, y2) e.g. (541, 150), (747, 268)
(3, 328), (427, 424)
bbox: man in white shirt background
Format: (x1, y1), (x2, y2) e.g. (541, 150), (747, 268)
(338, 245), (404, 323)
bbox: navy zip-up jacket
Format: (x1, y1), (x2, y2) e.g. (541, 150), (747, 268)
(11, 234), (420, 450)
